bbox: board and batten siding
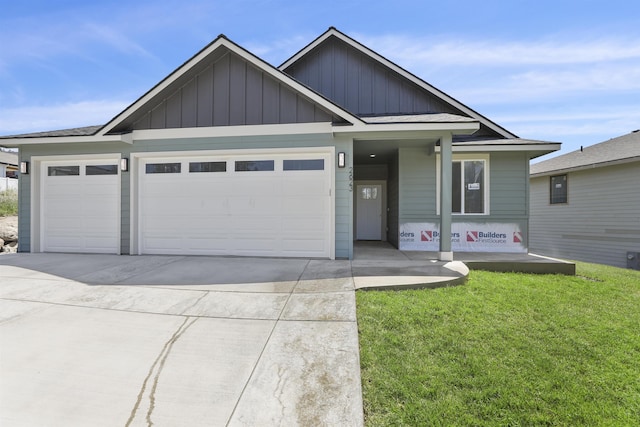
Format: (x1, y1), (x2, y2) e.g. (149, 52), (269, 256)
(285, 37), (456, 117)
(396, 148), (529, 245)
(18, 133), (353, 258)
(530, 161), (640, 268)
(110, 49), (341, 134)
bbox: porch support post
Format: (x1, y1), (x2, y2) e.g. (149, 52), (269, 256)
(439, 133), (454, 262)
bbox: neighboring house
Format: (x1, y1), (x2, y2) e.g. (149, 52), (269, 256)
(0, 150), (19, 192)
(530, 130), (640, 269)
(0, 28), (559, 259)
(0, 150), (19, 178)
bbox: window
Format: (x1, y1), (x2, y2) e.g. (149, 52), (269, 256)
(48, 166), (79, 176)
(453, 160), (485, 214)
(86, 165), (118, 175)
(189, 161), (226, 173)
(235, 160), (274, 172)
(360, 186), (378, 200)
(283, 159), (324, 171)
(146, 163), (181, 174)
(550, 174), (567, 204)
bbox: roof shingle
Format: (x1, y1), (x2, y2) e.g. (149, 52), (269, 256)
(530, 130), (640, 176)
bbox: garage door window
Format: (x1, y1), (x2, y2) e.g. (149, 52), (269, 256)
(283, 159), (324, 171)
(189, 161), (226, 173)
(48, 166), (80, 176)
(235, 160), (274, 172)
(146, 163), (181, 174)
(86, 165), (118, 175)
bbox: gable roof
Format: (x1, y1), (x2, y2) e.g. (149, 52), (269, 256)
(280, 27), (517, 140)
(530, 130), (640, 176)
(98, 34), (363, 136)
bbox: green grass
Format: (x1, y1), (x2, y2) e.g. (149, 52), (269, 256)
(0, 189), (18, 217)
(357, 262), (640, 426)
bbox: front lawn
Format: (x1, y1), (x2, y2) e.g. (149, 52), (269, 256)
(357, 262), (640, 426)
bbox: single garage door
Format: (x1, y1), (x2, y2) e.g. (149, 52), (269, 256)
(138, 151), (332, 258)
(41, 160), (120, 253)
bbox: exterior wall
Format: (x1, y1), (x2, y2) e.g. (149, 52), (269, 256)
(18, 133), (353, 258)
(285, 37), (456, 117)
(397, 148), (530, 248)
(387, 151), (399, 247)
(284, 36), (502, 140)
(530, 162), (640, 268)
(111, 49), (339, 133)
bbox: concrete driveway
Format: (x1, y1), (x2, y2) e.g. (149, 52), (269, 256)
(0, 253), (363, 426)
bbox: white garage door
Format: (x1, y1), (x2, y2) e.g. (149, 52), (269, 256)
(41, 160), (120, 253)
(138, 151), (332, 258)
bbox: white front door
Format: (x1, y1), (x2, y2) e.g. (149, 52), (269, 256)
(356, 184), (382, 240)
(41, 160), (120, 253)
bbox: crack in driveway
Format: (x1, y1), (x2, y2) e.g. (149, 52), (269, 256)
(126, 316), (198, 427)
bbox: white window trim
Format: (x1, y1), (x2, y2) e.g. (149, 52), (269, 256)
(436, 153), (490, 215)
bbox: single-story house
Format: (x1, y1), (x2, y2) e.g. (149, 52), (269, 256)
(530, 130), (640, 269)
(0, 27), (559, 260)
(0, 150), (19, 179)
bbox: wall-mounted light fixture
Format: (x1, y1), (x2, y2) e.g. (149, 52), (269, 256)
(120, 158), (129, 172)
(20, 161), (29, 175)
(338, 152), (346, 168)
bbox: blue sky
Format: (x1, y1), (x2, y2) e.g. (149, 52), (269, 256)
(1, 0), (639, 159)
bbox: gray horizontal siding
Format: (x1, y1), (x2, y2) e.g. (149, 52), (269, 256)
(490, 152), (528, 219)
(398, 147), (437, 221)
(529, 162), (640, 268)
(396, 150), (530, 247)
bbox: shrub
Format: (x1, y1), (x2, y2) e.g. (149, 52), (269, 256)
(0, 189), (18, 216)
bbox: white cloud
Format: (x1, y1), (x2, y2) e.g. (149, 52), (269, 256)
(355, 33), (640, 66)
(0, 100), (129, 136)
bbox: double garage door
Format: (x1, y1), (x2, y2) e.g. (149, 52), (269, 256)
(40, 151), (332, 258)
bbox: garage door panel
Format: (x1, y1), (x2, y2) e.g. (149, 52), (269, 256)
(283, 197), (327, 215)
(283, 179), (327, 196)
(42, 160), (120, 254)
(139, 152), (331, 258)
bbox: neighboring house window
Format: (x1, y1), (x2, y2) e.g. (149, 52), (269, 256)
(437, 154), (489, 215)
(550, 174), (567, 204)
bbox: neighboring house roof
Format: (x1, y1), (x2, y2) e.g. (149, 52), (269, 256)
(531, 130), (640, 176)
(0, 151), (18, 166)
(0, 125), (102, 139)
(280, 27), (518, 140)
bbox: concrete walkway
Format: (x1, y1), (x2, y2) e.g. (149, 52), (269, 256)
(0, 254), (363, 426)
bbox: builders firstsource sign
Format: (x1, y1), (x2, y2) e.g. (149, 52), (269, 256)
(399, 223), (526, 252)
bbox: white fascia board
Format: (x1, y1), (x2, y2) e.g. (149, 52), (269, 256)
(435, 143), (561, 154)
(131, 122), (334, 141)
(282, 28), (517, 139)
(333, 121), (479, 140)
(0, 134), (129, 146)
(99, 37), (362, 136)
